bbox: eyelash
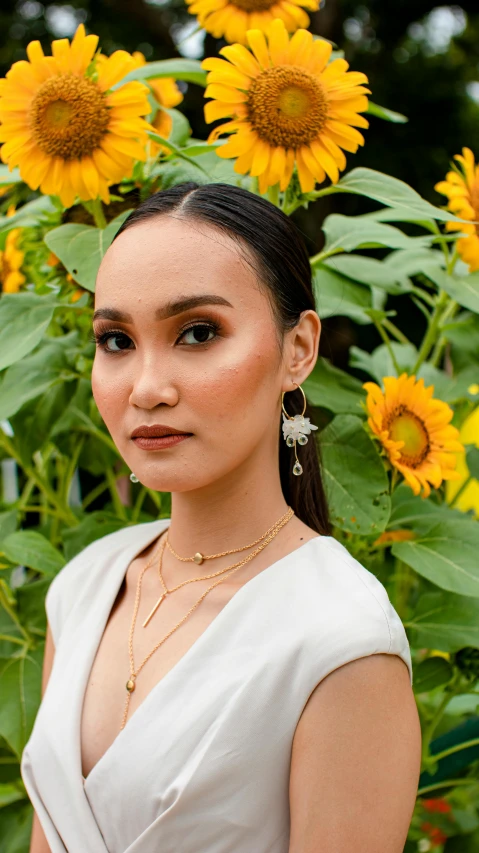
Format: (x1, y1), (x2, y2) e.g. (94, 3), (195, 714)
(89, 319), (221, 354)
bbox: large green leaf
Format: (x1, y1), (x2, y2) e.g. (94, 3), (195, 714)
(2, 532), (65, 577)
(0, 293), (58, 372)
(0, 800), (33, 853)
(304, 357), (365, 415)
(412, 657), (453, 693)
(392, 518), (479, 597)
(382, 247), (445, 276)
(312, 264), (373, 324)
(321, 213), (432, 256)
(0, 197), (56, 236)
(349, 342), (417, 382)
(328, 168), (464, 223)
(0, 644), (43, 758)
(319, 414), (390, 535)
(426, 267), (479, 315)
(406, 592), (479, 651)
(113, 58), (207, 89)
(0, 341), (70, 421)
(324, 254), (411, 294)
(44, 211), (131, 292)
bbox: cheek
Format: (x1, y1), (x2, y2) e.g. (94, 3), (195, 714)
(91, 358), (128, 419)
(183, 335), (280, 436)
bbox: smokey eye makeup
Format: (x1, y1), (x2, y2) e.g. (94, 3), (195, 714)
(89, 317), (223, 354)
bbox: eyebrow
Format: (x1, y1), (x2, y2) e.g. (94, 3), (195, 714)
(92, 294), (234, 324)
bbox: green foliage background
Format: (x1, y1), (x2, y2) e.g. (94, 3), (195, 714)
(0, 3), (479, 852)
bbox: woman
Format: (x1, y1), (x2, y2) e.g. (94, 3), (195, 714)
(22, 182), (421, 853)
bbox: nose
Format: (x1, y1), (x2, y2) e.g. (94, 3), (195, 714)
(128, 354), (179, 410)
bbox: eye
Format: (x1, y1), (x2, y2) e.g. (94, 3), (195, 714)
(90, 329), (133, 353)
(177, 322), (219, 346)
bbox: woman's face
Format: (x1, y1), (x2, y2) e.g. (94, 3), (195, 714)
(92, 216), (295, 493)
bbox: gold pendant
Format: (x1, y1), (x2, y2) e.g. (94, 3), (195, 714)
(126, 678), (136, 692)
(142, 591), (168, 628)
(193, 552), (204, 565)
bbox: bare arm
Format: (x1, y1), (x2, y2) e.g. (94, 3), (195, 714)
(29, 622), (55, 853)
(288, 653), (421, 853)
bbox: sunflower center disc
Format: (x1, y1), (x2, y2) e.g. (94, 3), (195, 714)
(232, 0), (275, 9)
(247, 66), (328, 147)
(30, 74), (110, 159)
(387, 406), (430, 468)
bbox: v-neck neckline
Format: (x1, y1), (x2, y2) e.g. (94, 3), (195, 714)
(80, 519), (324, 788)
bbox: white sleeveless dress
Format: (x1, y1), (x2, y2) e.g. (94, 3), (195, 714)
(21, 518), (413, 853)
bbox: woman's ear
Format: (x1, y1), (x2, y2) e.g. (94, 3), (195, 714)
(283, 310), (321, 389)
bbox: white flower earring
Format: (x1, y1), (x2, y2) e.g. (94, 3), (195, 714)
(281, 383), (318, 476)
(129, 472), (139, 483)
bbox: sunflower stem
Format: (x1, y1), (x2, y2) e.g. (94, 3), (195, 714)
(91, 198), (107, 229)
(382, 319), (410, 345)
(411, 290), (450, 375)
(449, 475), (472, 508)
(372, 319), (401, 375)
(267, 184), (280, 207)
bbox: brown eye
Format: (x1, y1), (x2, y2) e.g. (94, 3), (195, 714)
(177, 323), (218, 345)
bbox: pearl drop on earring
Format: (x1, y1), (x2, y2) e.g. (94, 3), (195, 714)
(130, 472), (139, 483)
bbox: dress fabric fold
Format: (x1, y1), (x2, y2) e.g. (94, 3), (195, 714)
(21, 519), (413, 853)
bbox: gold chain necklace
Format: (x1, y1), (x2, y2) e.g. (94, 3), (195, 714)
(165, 510), (294, 565)
(120, 507), (294, 731)
(142, 507), (294, 628)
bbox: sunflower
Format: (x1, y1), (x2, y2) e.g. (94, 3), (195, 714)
(434, 147), (479, 272)
(201, 19), (370, 195)
(0, 227), (25, 293)
(364, 374), (463, 498)
(0, 25), (152, 208)
(186, 0), (319, 46)
(446, 405), (479, 517)
(131, 52), (184, 155)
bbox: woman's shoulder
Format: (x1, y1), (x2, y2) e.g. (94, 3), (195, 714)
(45, 518), (168, 647)
(287, 535), (413, 686)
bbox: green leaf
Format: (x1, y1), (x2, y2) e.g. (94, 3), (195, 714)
(113, 58), (207, 89)
(2, 532), (65, 577)
(0, 341), (70, 421)
(61, 511), (126, 562)
(312, 264), (373, 324)
(0, 197), (57, 236)
(0, 800), (33, 853)
(44, 211), (131, 293)
(0, 293), (58, 372)
(304, 357), (365, 414)
(324, 254), (412, 294)
(319, 415), (390, 535)
(329, 168), (465, 223)
(412, 657), (454, 693)
(158, 106), (191, 147)
(349, 342), (418, 382)
(0, 644), (44, 758)
(406, 591), (479, 652)
(389, 487), (464, 533)
(382, 247), (446, 276)
(16, 578), (50, 633)
(0, 782), (27, 809)
(0, 166), (22, 186)
(0, 513), (18, 545)
(466, 445), (479, 480)
(426, 267), (479, 314)
(392, 518), (479, 597)
(366, 102), (408, 124)
(321, 213), (432, 256)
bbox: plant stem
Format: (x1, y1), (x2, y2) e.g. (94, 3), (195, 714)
(418, 778), (477, 796)
(382, 319), (410, 345)
(91, 198), (107, 229)
(267, 184), (280, 207)
(449, 475), (472, 508)
(373, 320), (401, 375)
(412, 290), (450, 375)
(105, 468), (128, 521)
(425, 737), (479, 765)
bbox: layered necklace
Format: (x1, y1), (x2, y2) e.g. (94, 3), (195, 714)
(121, 507), (294, 731)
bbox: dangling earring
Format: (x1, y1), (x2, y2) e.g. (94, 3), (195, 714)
(281, 383), (318, 476)
(129, 472), (139, 483)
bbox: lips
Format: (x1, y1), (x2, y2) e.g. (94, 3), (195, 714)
(131, 424), (190, 438)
